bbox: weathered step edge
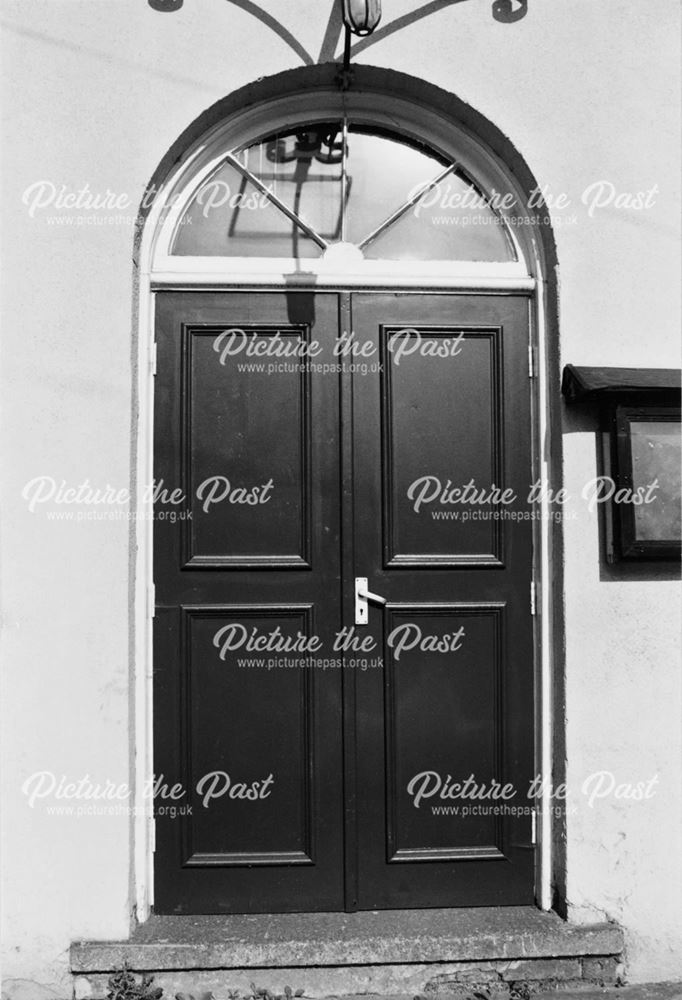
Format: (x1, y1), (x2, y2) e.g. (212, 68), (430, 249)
(71, 924), (624, 972)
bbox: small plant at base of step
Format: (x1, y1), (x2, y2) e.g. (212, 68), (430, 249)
(107, 962), (164, 1000)
(222, 987), (306, 1000)
(415, 987), (535, 1000)
(171, 987), (306, 1000)
(509, 985), (533, 1000)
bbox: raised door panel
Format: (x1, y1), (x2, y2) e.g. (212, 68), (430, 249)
(382, 325), (504, 566)
(182, 324), (311, 568)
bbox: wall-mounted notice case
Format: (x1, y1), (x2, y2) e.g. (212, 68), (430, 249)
(562, 366), (681, 563)
(613, 405), (681, 559)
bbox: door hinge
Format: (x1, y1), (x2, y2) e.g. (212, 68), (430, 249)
(148, 583), (156, 620)
(531, 809), (538, 846)
(528, 340), (535, 378)
(530, 580), (537, 616)
(150, 341), (157, 376)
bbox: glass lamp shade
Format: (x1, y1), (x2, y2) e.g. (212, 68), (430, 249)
(148, 0), (183, 10)
(342, 0), (382, 35)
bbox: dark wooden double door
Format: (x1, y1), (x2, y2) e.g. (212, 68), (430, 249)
(153, 290), (535, 914)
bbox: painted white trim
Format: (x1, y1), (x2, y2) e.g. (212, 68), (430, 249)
(151, 258), (531, 282)
(132, 266), (156, 919)
(133, 88), (554, 920)
(151, 271), (536, 291)
(532, 268), (554, 912)
(132, 198), (170, 922)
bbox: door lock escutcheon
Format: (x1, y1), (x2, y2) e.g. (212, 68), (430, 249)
(354, 577), (387, 625)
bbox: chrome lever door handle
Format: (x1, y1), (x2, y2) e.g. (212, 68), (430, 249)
(354, 577), (387, 625)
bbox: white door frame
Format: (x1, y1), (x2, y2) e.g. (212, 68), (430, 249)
(132, 88), (556, 920)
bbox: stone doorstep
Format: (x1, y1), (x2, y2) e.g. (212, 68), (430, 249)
(71, 908), (624, 972)
(70, 908), (625, 999)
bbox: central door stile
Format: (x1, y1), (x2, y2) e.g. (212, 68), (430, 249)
(339, 291), (359, 913)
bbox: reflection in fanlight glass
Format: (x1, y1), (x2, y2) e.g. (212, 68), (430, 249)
(170, 122), (516, 262)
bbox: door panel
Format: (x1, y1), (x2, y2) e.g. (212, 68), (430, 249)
(154, 291), (344, 913)
(184, 322), (311, 567)
(382, 324), (505, 565)
(349, 292), (535, 908)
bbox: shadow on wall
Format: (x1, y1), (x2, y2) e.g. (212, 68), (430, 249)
(147, 0), (529, 64)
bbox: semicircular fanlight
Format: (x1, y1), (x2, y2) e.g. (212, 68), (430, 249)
(170, 120), (516, 263)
